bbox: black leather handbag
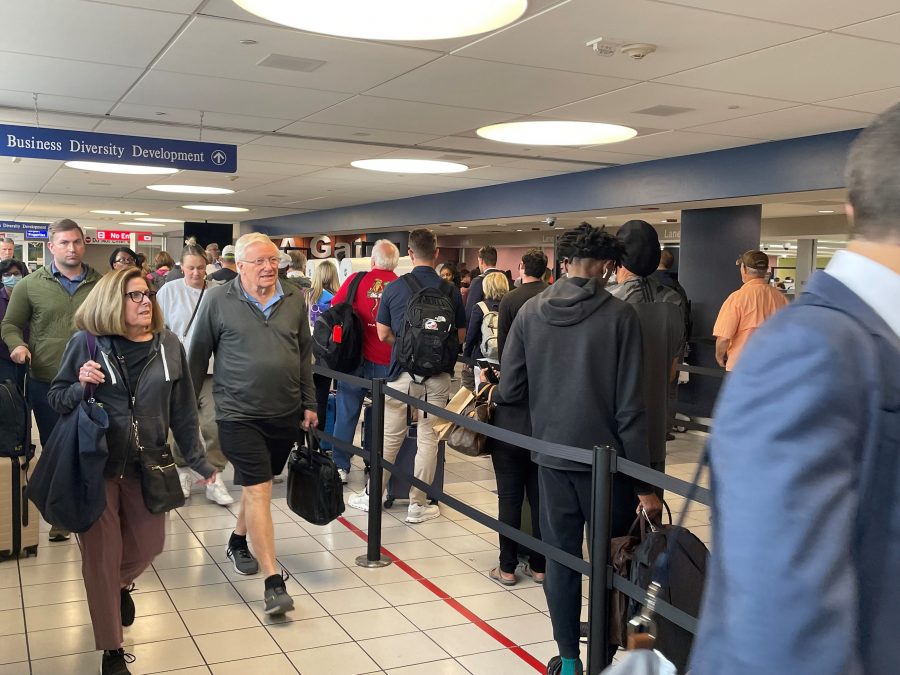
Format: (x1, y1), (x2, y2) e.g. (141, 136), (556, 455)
(287, 431), (345, 526)
(136, 432), (184, 515)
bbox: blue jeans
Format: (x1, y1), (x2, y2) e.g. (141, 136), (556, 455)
(331, 360), (389, 472)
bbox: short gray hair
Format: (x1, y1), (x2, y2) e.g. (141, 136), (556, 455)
(0, 237), (14, 246)
(235, 232), (274, 261)
(371, 239), (400, 270)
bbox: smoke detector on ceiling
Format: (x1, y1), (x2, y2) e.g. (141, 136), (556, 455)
(586, 38), (657, 60)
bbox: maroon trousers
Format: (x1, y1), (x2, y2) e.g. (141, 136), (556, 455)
(77, 478), (165, 650)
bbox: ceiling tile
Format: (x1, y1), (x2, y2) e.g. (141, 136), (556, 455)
(0, 175), (51, 192)
(592, 131), (761, 157)
(661, 33), (900, 102)
(121, 71), (351, 121)
(0, 103), (101, 130)
(88, 0), (202, 13)
(367, 56), (635, 114)
(654, 0), (900, 30)
(0, 52), (142, 101)
(2, 0), (186, 68)
(836, 12), (900, 44)
(819, 87), (900, 114)
(155, 16), (440, 94)
(686, 105), (874, 140)
(238, 143), (367, 168)
(302, 96), (515, 136)
(455, 0), (814, 80)
(272, 120), (440, 146)
(543, 83), (796, 129)
(110, 104), (294, 133)
(94, 119), (261, 145)
(0, 92), (114, 119)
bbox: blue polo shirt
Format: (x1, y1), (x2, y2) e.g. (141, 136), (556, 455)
(241, 279), (284, 319)
(51, 262), (87, 295)
(376, 266), (466, 381)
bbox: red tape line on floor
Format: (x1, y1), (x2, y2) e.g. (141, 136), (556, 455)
(337, 515), (546, 673)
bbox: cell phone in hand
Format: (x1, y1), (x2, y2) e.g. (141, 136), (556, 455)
(476, 360), (499, 384)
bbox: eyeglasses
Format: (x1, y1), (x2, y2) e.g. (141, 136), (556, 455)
(125, 290), (156, 303)
(240, 256), (280, 267)
(114, 258), (135, 266)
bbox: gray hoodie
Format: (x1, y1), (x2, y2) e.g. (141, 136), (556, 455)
(496, 277), (651, 480)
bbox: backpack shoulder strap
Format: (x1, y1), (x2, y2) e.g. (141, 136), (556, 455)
(346, 271), (366, 304)
(402, 274), (422, 294)
(477, 300), (489, 315)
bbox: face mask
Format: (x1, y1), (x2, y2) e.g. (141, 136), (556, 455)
(2, 274), (21, 289)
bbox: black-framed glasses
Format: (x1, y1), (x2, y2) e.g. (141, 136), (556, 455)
(125, 290), (156, 303)
(114, 257), (136, 266)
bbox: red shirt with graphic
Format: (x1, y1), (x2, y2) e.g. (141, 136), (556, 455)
(332, 268), (398, 365)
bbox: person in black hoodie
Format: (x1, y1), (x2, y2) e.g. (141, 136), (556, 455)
(494, 224), (661, 675)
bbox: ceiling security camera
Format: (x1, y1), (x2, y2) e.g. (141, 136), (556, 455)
(542, 216), (557, 226)
(783, 243), (790, 250)
(621, 43), (657, 60)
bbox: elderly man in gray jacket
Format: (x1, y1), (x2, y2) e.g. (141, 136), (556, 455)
(189, 232), (317, 617)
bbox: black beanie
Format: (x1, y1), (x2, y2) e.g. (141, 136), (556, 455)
(617, 220), (661, 277)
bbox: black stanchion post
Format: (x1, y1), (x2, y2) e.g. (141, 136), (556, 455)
(356, 378), (391, 569)
(587, 445), (614, 674)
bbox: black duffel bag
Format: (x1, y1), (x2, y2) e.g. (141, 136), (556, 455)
(286, 431), (345, 526)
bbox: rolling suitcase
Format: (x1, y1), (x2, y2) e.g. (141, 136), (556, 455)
(0, 377), (39, 560)
(319, 392), (337, 451)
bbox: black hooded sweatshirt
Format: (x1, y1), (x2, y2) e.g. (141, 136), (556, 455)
(495, 277), (651, 485)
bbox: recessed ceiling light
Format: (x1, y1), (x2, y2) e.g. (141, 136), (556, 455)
(240, 39), (258, 45)
(554, 226), (564, 230)
(182, 205), (249, 212)
(476, 121), (637, 146)
(233, 0), (527, 40)
(91, 210), (150, 216)
(119, 222), (165, 228)
(516, 229), (523, 232)
(65, 161), (178, 175)
(458, 226), (468, 229)
(135, 217), (183, 223)
(595, 216), (607, 219)
(147, 185), (235, 195)
(351, 159), (468, 174)
(818, 210), (835, 214)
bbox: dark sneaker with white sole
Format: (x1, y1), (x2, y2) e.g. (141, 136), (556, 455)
(226, 542), (259, 575)
(579, 621), (589, 642)
(264, 577), (294, 615)
(100, 648), (135, 675)
(120, 584), (135, 627)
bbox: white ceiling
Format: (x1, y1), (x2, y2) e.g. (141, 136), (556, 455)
(0, 0), (898, 235)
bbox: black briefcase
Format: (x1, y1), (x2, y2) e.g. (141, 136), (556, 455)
(286, 431), (345, 526)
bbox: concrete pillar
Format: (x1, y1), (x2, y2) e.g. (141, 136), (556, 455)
(794, 238), (817, 293)
(678, 204), (762, 414)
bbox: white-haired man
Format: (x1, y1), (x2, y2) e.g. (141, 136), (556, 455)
(330, 239), (401, 482)
(189, 232), (317, 615)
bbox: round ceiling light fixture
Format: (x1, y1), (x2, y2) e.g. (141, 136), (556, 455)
(351, 159), (468, 174)
(147, 185), (235, 195)
(232, 0), (527, 40)
(135, 217), (183, 223)
(65, 161), (178, 175)
(181, 204), (249, 212)
(91, 210), (150, 216)
(476, 120), (637, 146)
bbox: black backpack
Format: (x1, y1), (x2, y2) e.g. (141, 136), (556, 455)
(0, 377), (32, 459)
(396, 275), (459, 378)
(312, 272), (366, 373)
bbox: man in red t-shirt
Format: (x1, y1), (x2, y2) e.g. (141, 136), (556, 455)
(330, 240), (401, 482)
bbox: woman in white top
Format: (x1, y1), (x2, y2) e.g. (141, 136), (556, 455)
(155, 239), (234, 506)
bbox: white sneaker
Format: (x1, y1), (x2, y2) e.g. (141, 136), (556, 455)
(406, 503), (440, 524)
(178, 468), (193, 499)
(347, 490), (370, 512)
(206, 474), (234, 506)
(337, 469), (349, 485)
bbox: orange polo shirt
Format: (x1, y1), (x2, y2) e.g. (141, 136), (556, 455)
(713, 278), (789, 370)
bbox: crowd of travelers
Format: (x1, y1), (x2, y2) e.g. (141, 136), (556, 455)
(2, 102), (899, 675)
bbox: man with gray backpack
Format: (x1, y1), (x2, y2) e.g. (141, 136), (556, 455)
(347, 229), (465, 523)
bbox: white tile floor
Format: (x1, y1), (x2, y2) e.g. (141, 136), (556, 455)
(0, 434), (708, 674)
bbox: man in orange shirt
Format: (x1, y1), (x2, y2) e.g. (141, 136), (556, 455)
(713, 250), (789, 370)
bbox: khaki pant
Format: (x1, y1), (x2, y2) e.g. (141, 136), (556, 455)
(77, 478), (165, 650)
(382, 372), (451, 506)
(172, 374), (227, 471)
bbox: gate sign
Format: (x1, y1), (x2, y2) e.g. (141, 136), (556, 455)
(1, 123), (237, 173)
(95, 230), (152, 242)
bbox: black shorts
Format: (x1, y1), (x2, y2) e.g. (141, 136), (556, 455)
(217, 413), (300, 486)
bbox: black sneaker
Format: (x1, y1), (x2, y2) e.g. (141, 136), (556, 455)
(547, 656), (583, 675)
(579, 621), (589, 643)
(263, 576), (294, 615)
(120, 584), (135, 627)
(101, 648), (135, 675)
(226, 542), (259, 576)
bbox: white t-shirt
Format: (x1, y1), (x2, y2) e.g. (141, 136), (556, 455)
(156, 278), (213, 374)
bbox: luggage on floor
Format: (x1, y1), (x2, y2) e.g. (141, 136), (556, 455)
(0, 455), (39, 560)
(384, 425), (445, 508)
(319, 392), (337, 451)
(0, 377), (32, 459)
(287, 431), (345, 526)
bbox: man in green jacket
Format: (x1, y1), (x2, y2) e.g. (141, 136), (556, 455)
(1, 219), (102, 540)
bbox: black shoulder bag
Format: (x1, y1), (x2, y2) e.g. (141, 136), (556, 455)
(114, 341), (185, 514)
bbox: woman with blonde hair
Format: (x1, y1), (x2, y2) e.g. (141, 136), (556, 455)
(49, 267), (215, 675)
(308, 260), (340, 443)
(464, 271), (509, 383)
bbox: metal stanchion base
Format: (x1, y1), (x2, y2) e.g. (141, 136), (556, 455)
(355, 554), (392, 569)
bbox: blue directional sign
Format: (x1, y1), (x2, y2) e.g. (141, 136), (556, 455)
(25, 228), (48, 240)
(0, 221), (50, 238)
(0, 124), (237, 173)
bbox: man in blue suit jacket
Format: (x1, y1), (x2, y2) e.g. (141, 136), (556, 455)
(691, 103), (900, 674)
